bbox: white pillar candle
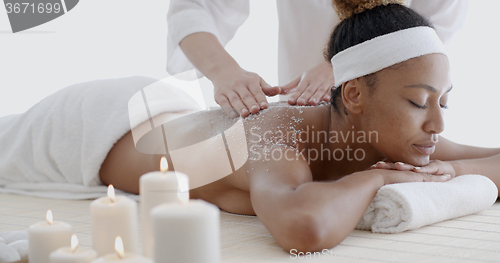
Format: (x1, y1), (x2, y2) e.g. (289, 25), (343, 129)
(91, 254), (151, 263)
(140, 157), (184, 258)
(151, 175), (220, 263)
(28, 210), (74, 263)
(50, 235), (97, 263)
(90, 185), (139, 256)
(91, 237), (151, 263)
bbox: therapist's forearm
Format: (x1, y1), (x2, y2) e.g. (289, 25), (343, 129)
(179, 32), (239, 80)
(453, 153), (500, 196)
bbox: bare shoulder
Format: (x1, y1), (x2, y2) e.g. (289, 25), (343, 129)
(240, 103), (328, 188)
(147, 104), (326, 214)
(241, 102), (329, 148)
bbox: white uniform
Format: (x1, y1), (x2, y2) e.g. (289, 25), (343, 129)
(166, 0), (468, 99)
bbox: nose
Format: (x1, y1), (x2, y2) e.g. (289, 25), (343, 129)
(423, 106), (445, 134)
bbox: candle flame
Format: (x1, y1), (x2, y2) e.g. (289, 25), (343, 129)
(115, 236), (124, 259)
(71, 234), (78, 253)
(176, 173), (190, 205)
(46, 210), (53, 225)
(160, 157), (168, 172)
(107, 184), (116, 203)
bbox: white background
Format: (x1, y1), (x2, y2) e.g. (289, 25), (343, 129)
(0, 0), (499, 148)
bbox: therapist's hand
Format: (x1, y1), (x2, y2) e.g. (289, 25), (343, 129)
(178, 32), (280, 118)
(210, 66), (281, 118)
(280, 61), (335, 106)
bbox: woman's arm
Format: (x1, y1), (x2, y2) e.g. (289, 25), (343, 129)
(450, 154), (500, 196)
(430, 136), (500, 195)
(248, 144), (451, 253)
(432, 136), (500, 161)
(372, 136), (500, 196)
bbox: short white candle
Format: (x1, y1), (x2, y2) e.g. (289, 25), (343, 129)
(28, 210), (74, 263)
(151, 175), (220, 263)
(90, 185), (139, 256)
(50, 235), (98, 263)
(91, 237), (151, 263)
(140, 157), (184, 258)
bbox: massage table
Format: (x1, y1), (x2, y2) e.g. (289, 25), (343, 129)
(1, 193), (499, 262)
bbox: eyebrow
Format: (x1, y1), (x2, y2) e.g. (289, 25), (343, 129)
(405, 84), (453, 93)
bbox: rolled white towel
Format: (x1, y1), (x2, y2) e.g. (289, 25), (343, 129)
(356, 174), (498, 233)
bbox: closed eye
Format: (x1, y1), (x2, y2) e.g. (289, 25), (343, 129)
(409, 100), (427, 109)
(410, 100), (449, 110)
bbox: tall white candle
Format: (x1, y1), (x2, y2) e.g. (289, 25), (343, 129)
(28, 210), (74, 263)
(151, 174), (220, 263)
(140, 157), (184, 258)
(91, 237), (151, 263)
(90, 185), (139, 256)
(49, 235), (98, 263)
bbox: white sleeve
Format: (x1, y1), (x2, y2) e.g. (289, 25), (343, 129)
(166, 0), (250, 77)
(410, 0), (469, 45)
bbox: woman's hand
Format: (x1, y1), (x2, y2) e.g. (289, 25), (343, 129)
(413, 160), (458, 177)
(371, 160), (457, 179)
(179, 32), (281, 118)
(280, 61), (335, 106)
(371, 161), (417, 171)
(210, 66), (281, 118)
(369, 168), (452, 185)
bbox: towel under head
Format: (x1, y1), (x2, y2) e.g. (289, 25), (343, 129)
(356, 174), (498, 233)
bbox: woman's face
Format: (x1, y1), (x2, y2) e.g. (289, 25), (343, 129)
(359, 53), (451, 166)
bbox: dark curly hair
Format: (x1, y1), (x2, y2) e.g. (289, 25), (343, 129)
(325, 3), (433, 114)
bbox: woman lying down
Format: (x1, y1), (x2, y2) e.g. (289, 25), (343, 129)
(1, 0), (499, 253)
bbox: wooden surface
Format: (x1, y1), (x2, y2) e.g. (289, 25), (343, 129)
(1, 193), (499, 262)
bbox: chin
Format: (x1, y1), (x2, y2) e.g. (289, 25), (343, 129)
(405, 155), (430, 167)
(387, 154), (430, 167)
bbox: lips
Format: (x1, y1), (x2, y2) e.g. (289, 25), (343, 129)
(413, 143), (436, 155)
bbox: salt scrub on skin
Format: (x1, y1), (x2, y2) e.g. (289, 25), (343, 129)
(49, 235), (97, 263)
(90, 185), (139, 256)
(28, 210), (73, 263)
(242, 102), (310, 162)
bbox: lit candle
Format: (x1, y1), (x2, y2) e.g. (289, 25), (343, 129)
(151, 174), (220, 263)
(91, 237), (151, 263)
(28, 210), (74, 263)
(49, 235), (98, 263)
(90, 185), (139, 256)
(139, 157), (186, 258)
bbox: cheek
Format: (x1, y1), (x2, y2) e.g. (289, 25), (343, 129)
(365, 102), (409, 138)
(364, 103), (423, 157)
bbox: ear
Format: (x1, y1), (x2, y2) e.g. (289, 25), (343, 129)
(341, 78), (364, 115)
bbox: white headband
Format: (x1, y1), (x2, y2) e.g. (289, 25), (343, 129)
(331, 26), (447, 87)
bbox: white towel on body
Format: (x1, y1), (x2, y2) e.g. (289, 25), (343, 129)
(0, 76), (201, 199)
(356, 174), (498, 233)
